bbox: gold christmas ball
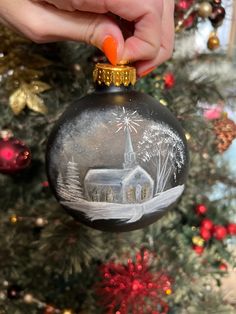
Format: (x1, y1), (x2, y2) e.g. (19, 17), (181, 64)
(9, 214), (18, 224)
(207, 35), (220, 50)
(198, 2), (213, 18)
(63, 310), (73, 314)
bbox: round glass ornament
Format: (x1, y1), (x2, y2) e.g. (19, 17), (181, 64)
(46, 64), (189, 232)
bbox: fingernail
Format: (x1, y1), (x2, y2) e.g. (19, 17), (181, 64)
(102, 36), (117, 65)
(139, 66), (156, 78)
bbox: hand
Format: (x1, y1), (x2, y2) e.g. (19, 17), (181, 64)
(0, 0), (174, 76)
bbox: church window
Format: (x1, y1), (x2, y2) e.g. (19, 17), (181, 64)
(106, 187), (114, 202)
(141, 185), (149, 200)
(92, 188), (100, 202)
(127, 186), (135, 202)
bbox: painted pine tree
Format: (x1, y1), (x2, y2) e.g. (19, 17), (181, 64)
(57, 173), (71, 200)
(66, 159), (84, 201)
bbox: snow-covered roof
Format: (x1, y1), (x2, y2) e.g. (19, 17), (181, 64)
(84, 166), (152, 186)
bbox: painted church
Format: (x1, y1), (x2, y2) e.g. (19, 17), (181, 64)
(84, 128), (154, 204)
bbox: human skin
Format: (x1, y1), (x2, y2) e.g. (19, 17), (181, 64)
(0, 0), (174, 76)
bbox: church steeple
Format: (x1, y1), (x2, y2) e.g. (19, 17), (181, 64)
(123, 128), (137, 169)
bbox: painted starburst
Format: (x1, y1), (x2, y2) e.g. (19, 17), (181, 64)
(112, 107), (143, 133)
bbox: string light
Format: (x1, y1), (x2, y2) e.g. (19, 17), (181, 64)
(9, 214), (48, 227)
(0, 282), (75, 314)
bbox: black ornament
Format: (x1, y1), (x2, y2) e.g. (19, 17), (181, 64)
(7, 284), (22, 299)
(46, 64), (189, 232)
(209, 6), (225, 28)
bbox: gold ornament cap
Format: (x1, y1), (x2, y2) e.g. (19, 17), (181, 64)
(93, 63), (136, 87)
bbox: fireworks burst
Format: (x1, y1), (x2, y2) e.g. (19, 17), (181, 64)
(112, 107), (143, 133)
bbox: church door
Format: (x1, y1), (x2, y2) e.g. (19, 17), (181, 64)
(135, 184), (142, 203)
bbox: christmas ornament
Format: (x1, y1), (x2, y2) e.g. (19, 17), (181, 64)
(0, 26), (51, 115)
(0, 135), (31, 174)
(96, 250), (171, 314)
(209, 6), (225, 28)
(192, 235), (205, 247)
(46, 63), (189, 232)
(213, 225), (227, 240)
(219, 262), (228, 271)
(200, 227), (211, 241)
(9, 214), (19, 224)
(207, 33), (220, 51)
(227, 223), (236, 236)
(198, 2), (213, 18)
(193, 245), (204, 255)
(43, 306), (56, 314)
(213, 116), (236, 153)
(7, 284), (22, 299)
(203, 106), (222, 120)
(195, 204), (207, 215)
(201, 218), (213, 231)
(9, 81), (50, 115)
(213, 0), (222, 5)
(163, 72), (175, 89)
(175, 0), (194, 11)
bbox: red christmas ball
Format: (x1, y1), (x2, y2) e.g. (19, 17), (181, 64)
(163, 72), (175, 89)
(227, 223), (236, 235)
(219, 262), (228, 271)
(195, 204), (207, 215)
(175, 0), (194, 11)
(0, 137), (31, 174)
(200, 227), (211, 241)
(201, 218), (214, 231)
(193, 245), (204, 255)
(213, 225), (227, 240)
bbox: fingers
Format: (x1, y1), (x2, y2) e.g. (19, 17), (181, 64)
(0, 0), (124, 64)
(1, 0), (174, 75)
(136, 0), (175, 76)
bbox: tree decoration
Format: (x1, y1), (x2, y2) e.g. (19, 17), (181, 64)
(203, 106), (222, 120)
(0, 25), (51, 115)
(200, 218), (213, 231)
(195, 204), (208, 215)
(192, 245), (204, 255)
(46, 63), (188, 232)
(0, 132), (31, 174)
(213, 115), (236, 153)
(213, 225), (227, 241)
(96, 250), (172, 314)
(218, 262), (228, 271)
(163, 72), (175, 89)
(192, 235), (205, 247)
(9, 81), (50, 115)
(207, 32), (220, 51)
(200, 227), (211, 241)
(208, 4), (226, 28)
(198, 2), (213, 18)
(227, 223), (236, 236)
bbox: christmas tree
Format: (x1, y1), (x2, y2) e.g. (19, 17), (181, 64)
(0, 1), (236, 313)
